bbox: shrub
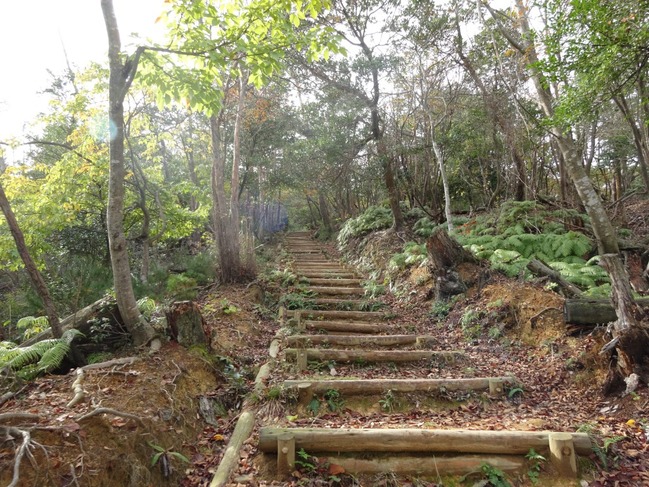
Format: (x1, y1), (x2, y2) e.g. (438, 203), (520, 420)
(337, 206), (393, 246)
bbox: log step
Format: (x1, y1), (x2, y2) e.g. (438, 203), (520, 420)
(283, 377), (517, 395)
(297, 271), (358, 279)
(304, 278), (363, 287)
(285, 348), (464, 363)
(302, 320), (392, 334)
(258, 427), (593, 455)
(310, 298), (376, 310)
(304, 286), (365, 296)
(285, 334), (436, 347)
(287, 309), (387, 321)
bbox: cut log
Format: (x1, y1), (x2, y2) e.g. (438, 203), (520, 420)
(526, 259), (583, 297)
(304, 278), (363, 287)
(166, 301), (210, 348)
(297, 271), (358, 279)
(320, 454), (526, 475)
(285, 335), (435, 348)
(303, 320), (391, 334)
(304, 286), (365, 296)
(258, 428), (593, 455)
(287, 309), (386, 321)
(564, 298), (649, 325)
(284, 349), (463, 363)
(209, 411), (255, 487)
(283, 377), (517, 395)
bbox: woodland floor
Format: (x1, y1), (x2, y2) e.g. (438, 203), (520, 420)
(1, 229), (649, 486)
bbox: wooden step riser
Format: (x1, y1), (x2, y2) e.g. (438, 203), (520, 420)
(286, 309), (386, 321)
(286, 335), (435, 347)
(285, 349), (464, 363)
(284, 377), (515, 395)
(304, 286), (365, 296)
(302, 321), (391, 334)
(303, 278), (363, 287)
(259, 428), (592, 455)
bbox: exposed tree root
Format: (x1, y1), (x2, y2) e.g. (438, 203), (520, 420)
(75, 407), (144, 425)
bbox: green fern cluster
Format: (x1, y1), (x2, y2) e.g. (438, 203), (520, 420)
(454, 202), (610, 291)
(0, 329), (83, 380)
(337, 206), (393, 246)
(413, 217), (437, 237)
(390, 241), (428, 270)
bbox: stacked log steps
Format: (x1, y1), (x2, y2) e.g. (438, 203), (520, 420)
(263, 233), (589, 480)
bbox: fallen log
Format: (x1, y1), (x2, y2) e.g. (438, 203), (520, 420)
(564, 298), (649, 325)
(283, 377), (517, 395)
(284, 349), (464, 363)
(21, 296), (122, 346)
(258, 427), (592, 455)
(527, 259), (583, 297)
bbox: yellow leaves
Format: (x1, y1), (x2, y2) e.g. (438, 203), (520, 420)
(626, 419), (636, 427)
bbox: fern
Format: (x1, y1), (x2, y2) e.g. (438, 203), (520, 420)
(0, 329), (83, 380)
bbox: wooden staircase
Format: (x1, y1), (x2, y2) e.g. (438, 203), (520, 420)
(257, 232), (590, 481)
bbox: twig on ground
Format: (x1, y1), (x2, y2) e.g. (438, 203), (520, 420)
(5, 426), (31, 487)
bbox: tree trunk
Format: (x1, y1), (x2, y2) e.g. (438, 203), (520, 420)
(426, 227), (478, 301)
(0, 180), (62, 338)
(318, 190), (333, 234)
(431, 137), (453, 232)
(210, 112), (242, 282)
(101, 0), (155, 347)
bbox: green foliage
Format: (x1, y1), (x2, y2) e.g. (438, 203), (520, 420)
(337, 206), (393, 246)
(16, 316), (50, 340)
(219, 298), (239, 315)
(279, 290), (316, 310)
(362, 280), (385, 298)
(456, 201), (604, 292)
(149, 442), (190, 479)
(592, 435), (626, 471)
(137, 297), (157, 320)
(270, 268), (298, 287)
(324, 388), (345, 412)
(379, 389), (398, 412)
(525, 448), (546, 484)
(166, 274), (198, 301)
(479, 463), (511, 487)
(0, 329), (83, 380)
(389, 241), (428, 271)
(413, 216), (436, 237)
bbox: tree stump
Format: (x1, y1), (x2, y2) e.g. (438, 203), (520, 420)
(166, 301), (210, 348)
(426, 227), (478, 301)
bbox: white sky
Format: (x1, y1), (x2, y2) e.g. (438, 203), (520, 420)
(0, 0), (165, 143)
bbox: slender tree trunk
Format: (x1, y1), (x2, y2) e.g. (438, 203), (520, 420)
(101, 0), (155, 346)
(210, 113), (242, 282)
(0, 178), (62, 338)
(430, 137), (453, 232)
(614, 94), (649, 192)
(318, 189), (333, 233)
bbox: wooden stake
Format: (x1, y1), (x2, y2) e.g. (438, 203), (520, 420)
(277, 433), (295, 477)
(296, 311), (305, 332)
(549, 432), (577, 477)
(296, 348), (307, 371)
(278, 306), (286, 326)
(489, 378), (505, 396)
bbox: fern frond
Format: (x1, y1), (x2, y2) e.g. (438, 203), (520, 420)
(37, 341), (71, 373)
